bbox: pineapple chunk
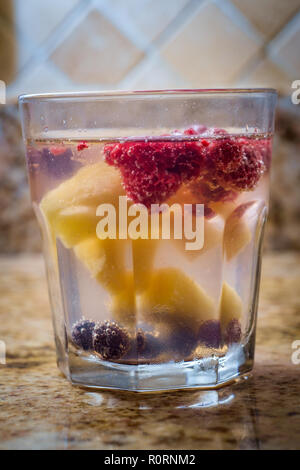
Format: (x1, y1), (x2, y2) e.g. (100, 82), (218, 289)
(39, 162), (128, 294)
(54, 205), (98, 248)
(140, 267), (216, 330)
(109, 272), (136, 328)
(220, 282), (242, 327)
(224, 204), (253, 260)
(172, 214), (224, 259)
(74, 236), (130, 293)
(209, 201), (237, 220)
(40, 162), (124, 220)
(132, 238), (158, 292)
(40, 162), (124, 247)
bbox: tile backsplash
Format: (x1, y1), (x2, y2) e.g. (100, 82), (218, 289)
(1, 0), (299, 99)
(0, 0), (299, 254)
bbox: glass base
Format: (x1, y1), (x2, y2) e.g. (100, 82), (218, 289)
(65, 344), (253, 392)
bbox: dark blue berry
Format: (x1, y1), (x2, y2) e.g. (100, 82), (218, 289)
(198, 320), (221, 349)
(225, 319), (241, 344)
(93, 321), (130, 360)
(71, 319), (95, 351)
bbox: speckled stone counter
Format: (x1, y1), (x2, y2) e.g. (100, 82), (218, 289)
(0, 252), (299, 450)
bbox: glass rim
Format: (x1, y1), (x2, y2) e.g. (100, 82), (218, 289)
(19, 87), (277, 103)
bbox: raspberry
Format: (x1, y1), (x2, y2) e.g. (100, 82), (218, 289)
(71, 319), (95, 351)
(189, 178), (236, 204)
(49, 145), (68, 156)
(93, 321), (130, 360)
(224, 319), (242, 345)
(256, 138), (272, 170)
(104, 141), (205, 206)
(198, 320), (221, 349)
(77, 141), (88, 151)
(207, 138), (265, 191)
(183, 125), (208, 136)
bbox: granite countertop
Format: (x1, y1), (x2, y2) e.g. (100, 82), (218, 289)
(0, 252), (299, 450)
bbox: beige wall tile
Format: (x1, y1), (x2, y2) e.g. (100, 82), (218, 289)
(238, 58), (292, 95)
(51, 10), (143, 85)
(105, 0), (189, 42)
(14, 0), (81, 45)
(7, 61), (73, 99)
(270, 14), (300, 76)
(126, 56), (188, 90)
(232, 0), (300, 39)
(161, 2), (261, 88)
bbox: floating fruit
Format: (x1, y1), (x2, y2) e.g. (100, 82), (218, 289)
(108, 272), (136, 327)
(104, 141), (205, 206)
(224, 202), (254, 260)
(71, 318), (95, 351)
(220, 282), (242, 328)
(140, 267), (216, 330)
(40, 161), (124, 244)
(53, 205), (98, 248)
(198, 320), (221, 349)
(93, 320), (131, 360)
(132, 238), (158, 292)
(74, 236), (130, 292)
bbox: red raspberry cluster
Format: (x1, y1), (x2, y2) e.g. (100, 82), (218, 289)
(104, 140), (205, 207)
(104, 128), (268, 206)
(207, 137), (265, 192)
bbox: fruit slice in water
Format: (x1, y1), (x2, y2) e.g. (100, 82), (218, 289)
(54, 205), (98, 248)
(109, 272), (136, 328)
(223, 202), (254, 260)
(40, 161), (124, 246)
(74, 236), (130, 293)
(140, 267), (216, 330)
(220, 282), (242, 328)
(132, 238), (158, 292)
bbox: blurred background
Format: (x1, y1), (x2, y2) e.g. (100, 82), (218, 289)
(0, 0), (299, 253)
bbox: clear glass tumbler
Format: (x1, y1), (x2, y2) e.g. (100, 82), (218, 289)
(19, 89), (277, 391)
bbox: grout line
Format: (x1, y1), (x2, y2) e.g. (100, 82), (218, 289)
(153, 0), (204, 49)
(233, 50), (266, 85)
(267, 8), (300, 78)
(213, 0), (264, 46)
(13, 0), (95, 80)
(95, 0), (201, 90)
(94, 0), (151, 52)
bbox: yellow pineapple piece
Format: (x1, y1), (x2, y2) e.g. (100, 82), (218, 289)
(109, 272), (136, 328)
(140, 267), (216, 330)
(132, 238), (158, 292)
(74, 236), (130, 293)
(40, 162), (124, 221)
(175, 214), (224, 259)
(224, 203), (253, 260)
(220, 282), (242, 328)
(39, 162), (129, 296)
(53, 205), (99, 248)
(209, 201), (237, 219)
(40, 162), (124, 248)
(168, 207), (223, 259)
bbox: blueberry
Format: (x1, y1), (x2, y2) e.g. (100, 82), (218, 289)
(225, 319), (242, 345)
(198, 320), (221, 349)
(93, 321), (130, 361)
(71, 319), (95, 351)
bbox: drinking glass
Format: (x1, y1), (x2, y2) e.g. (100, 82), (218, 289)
(19, 89), (277, 391)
